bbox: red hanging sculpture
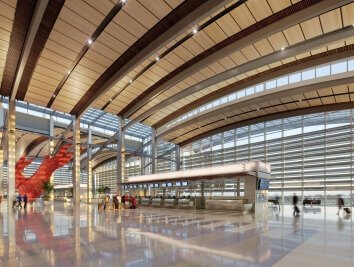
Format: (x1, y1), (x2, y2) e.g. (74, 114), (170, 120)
(15, 143), (74, 199)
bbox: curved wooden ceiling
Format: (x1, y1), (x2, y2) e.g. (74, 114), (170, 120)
(0, 0), (353, 148)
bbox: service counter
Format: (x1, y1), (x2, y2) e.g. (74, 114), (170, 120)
(141, 198), (152, 206)
(177, 198), (203, 209)
(151, 198), (164, 207)
(205, 199), (252, 213)
(164, 198), (177, 207)
(177, 198), (190, 208)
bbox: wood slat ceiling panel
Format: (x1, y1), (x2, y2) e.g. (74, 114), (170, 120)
(96, 1), (238, 114)
(0, 0), (15, 88)
(25, 0), (111, 110)
(52, 0), (174, 113)
(145, 39), (350, 126)
(141, 7), (349, 127)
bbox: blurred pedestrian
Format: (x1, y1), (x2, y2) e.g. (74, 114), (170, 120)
(292, 193), (300, 216)
(23, 194), (28, 209)
(17, 194), (22, 209)
(337, 195), (344, 215)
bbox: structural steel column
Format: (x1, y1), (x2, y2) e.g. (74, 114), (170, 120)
(86, 126), (92, 203)
(117, 116), (125, 194)
(49, 116), (55, 201)
(140, 155), (144, 175)
(72, 117), (81, 205)
(7, 100), (16, 207)
(151, 128), (157, 173)
(175, 144), (180, 171)
(0, 145), (3, 198)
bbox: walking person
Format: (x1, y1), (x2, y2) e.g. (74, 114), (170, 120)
(122, 195), (125, 209)
(23, 194), (28, 209)
(12, 193), (17, 209)
(117, 195), (121, 209)
(130, 196), (137, 209)
(337, 195), (344, 215)
(104, 195), (110, 210)
(17, 194), (22, 209)
(125, 195), (130, 209)
(274, 195), (280, 211)
(113, 195), (119, 210)
(292, 193), (300, 217)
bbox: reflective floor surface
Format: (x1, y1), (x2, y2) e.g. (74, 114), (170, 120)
(0, 202), (353, 266)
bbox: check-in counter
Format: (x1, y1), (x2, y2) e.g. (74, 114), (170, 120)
(164, 198), (177, 207)
(141, 198), (152, 206)
(205, 199), (252, 213)
(178, 198), (190, 208)
(178, 198), (203, 209)
(151, 198), (164, 207)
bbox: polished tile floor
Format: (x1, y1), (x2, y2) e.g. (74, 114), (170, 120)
(0, 202), (353, 266)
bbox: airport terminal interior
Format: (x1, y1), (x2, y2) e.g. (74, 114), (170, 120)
(0, 0), (353, 266)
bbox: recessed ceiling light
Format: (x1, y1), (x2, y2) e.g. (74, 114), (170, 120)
(129, 79), (132, 83)
(299, 99), (302, 102)
(109, 98), (113, 102)
(121, 0), (126, 3)
(193, 28), (198, 34)
(53, 94), (56, 98)
(67, 70), (71, 74)
(155, 56), (159, 61)
(87, 38), (93, 45)
(281, 47), (285, 51)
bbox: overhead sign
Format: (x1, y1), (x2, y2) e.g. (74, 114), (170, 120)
(128, 161), (271, 183)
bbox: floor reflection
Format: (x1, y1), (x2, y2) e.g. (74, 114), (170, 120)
(0, 202), (352, 266)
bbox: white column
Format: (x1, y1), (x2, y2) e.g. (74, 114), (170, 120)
(151, 128), (157, 174)
(72, 117), (81, 205)
(7, 100), (16, 208)
(0, 145), (3, 198)
(117, 116), (125, 194)
(86, 126), (92, 203)
(140, 155), (144, 175)
(175, 145), (180, 171)
(49, 116), (55, 201)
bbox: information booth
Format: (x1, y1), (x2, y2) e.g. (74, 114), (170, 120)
(123, 161), (271, 215)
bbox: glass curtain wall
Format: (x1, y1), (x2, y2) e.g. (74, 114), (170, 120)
(181, 110), (354, 206)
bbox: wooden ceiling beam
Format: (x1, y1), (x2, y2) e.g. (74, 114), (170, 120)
(70, 0), (233, 117)
(120, 0), (352, 122)
(16, 0), (65, 100)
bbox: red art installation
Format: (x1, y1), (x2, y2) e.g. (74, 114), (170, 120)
(16, 143), (74, 199)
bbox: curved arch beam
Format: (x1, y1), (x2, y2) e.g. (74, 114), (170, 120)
(0, 0), (48, 99)
(157, 74), (354, 138)
(121, 0), (351, 120)
(179, 102), (354, 147)
(16, 0), (65, 100)
(70, 0), (232, 117)
(153, 43), (354, 129)
(129, 27), (354, 129)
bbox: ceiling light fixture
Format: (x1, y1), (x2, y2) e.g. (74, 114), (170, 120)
(281, 47), (285, 51)
(87, 38), (93, 45)
(53, 94), (56, 98)
(109, 98), (113, 102)
(129, 79), (132, 83)
(193, 28), (198, 35)
(155, 56), (159, 61)
(67, 70), (71, 74)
